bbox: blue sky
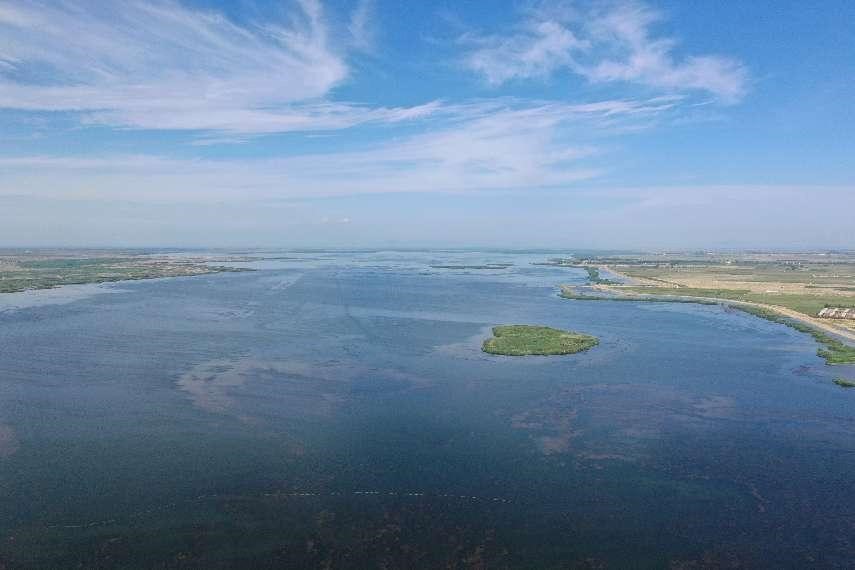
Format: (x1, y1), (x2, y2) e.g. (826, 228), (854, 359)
(0, 0), (852, 248)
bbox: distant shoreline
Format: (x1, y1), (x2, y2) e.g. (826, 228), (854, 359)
(597, 264), (855, 344)
(0, 263), (249, 296)
(0, 251), (257, 296)
(561, 283), (855, 344)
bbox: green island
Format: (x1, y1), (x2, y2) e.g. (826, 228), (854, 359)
(833, 378), (855, 388)
(0, 251), (251, 294)
(482, 325), (599, 356)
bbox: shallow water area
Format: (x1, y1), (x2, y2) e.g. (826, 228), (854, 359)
(1, 250), (854, 568)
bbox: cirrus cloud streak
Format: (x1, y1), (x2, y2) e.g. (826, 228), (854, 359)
(463, 1), (748, 102)
(0, 0), (438, 133)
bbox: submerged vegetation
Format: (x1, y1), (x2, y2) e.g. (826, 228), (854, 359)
(430, 263), (513, 270)
(482, 325), (599, 356)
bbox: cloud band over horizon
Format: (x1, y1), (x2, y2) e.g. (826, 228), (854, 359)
(0, 0), (852, 248)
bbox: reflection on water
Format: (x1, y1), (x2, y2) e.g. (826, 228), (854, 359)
(177, 355), (430, 422)
(1, 251), (854, 568)
(178, 358), (255, 414)
(0, 423), (17, 458)
(0, 282), (124, 312)
(508, 383), (739, 458)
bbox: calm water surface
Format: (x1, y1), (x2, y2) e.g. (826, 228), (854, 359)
(1, 251), (854, 568)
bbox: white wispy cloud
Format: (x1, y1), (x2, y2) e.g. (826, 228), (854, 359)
(465, 19), (586, 84)
(0, 97), (673, 202)
(0, 0), (435, 133)
(463, 0), (748, 102)
(348, 0), (376, 52)
(0, 0), (744, 138)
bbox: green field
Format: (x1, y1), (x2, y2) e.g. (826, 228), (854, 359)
(482, 325), (599, 356)
(619, 286), (846, 318)
(617, 261), (855, 289)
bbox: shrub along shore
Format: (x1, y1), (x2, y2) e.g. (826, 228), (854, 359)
(560, 286), (855, 366)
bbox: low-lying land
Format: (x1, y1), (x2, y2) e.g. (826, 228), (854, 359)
(482, 325), (599, 356)
(553, 251), (853, 297)
(559, 285), (855, 366)
(430, 263), (513, 270)
(615, 286), (852, 320)
(556, 250), (855, 368)
(732, 305), (855, 365)
(596, 254), (855, 320)
(834, 378), (855, 388)
(0, 250), (249, 294)
(534, 260), (619, 284)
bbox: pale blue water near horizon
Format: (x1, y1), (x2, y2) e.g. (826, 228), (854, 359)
(1, 250), (854, 568)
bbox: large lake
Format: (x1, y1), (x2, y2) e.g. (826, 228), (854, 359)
(1, 251), (854, 568)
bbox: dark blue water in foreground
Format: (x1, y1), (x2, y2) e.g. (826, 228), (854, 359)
(1, 251), (854, 568)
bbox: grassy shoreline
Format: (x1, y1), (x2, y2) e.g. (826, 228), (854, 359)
(533, 260), (621, 285)
(731, 305), (855, 364)
(559, 285), (855, 366)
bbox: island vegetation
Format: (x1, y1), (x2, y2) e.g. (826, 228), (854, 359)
(482, 325), (598, 356)
(833, 378), (855, 388)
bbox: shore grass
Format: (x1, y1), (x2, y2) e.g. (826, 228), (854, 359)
(619, 286), (846, 318)
(730, 305), (855, 365)
(482, 325), (598, 356)
(430, 263), (513, 270)
(833, 378), (855, 388)
(559, 287), (719, 305)
(582, 266), (620, 285)
(559, 286), (855, 366)
(535, 261), (620, 285)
